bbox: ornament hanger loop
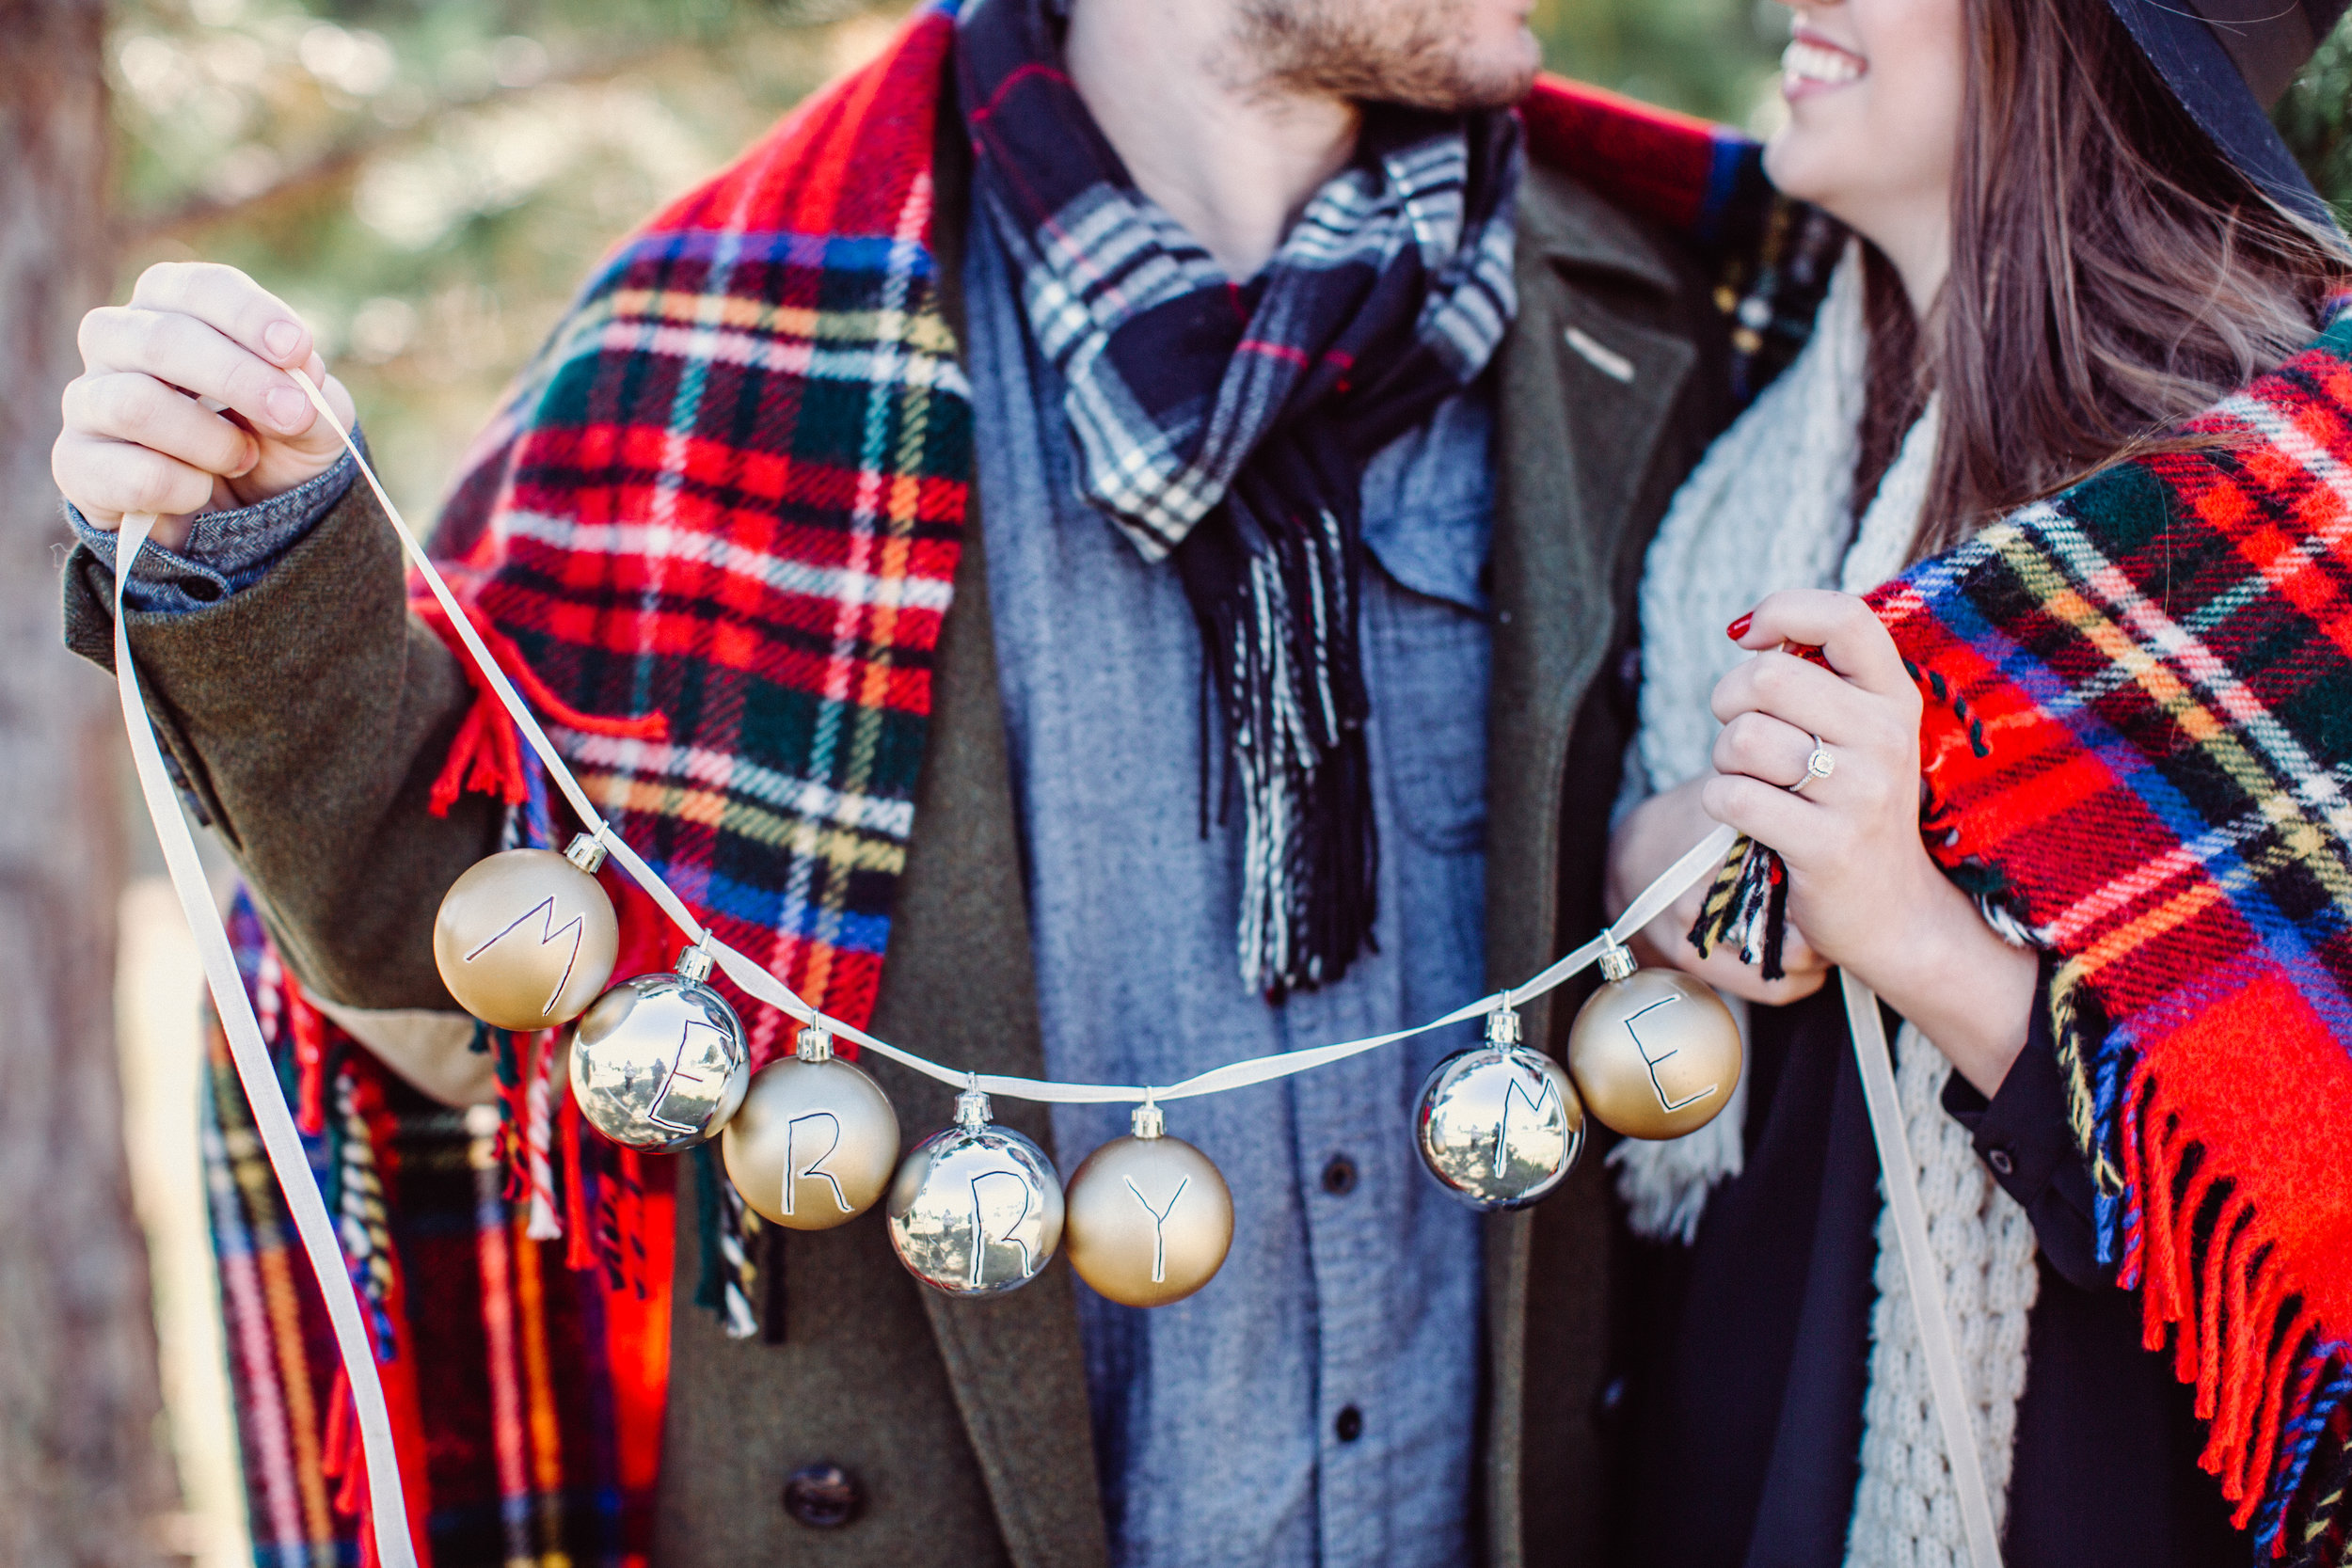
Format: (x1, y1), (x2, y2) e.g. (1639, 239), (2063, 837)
(1597, 931), (1637, 983)
(563, 830), (610, 874)
(1133, 1090), (1166, 1140)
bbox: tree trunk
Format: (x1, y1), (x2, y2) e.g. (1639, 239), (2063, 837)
(0, 3), (178, 1564)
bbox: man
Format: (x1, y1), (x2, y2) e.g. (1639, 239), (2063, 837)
(54, 0), (1830, 1562)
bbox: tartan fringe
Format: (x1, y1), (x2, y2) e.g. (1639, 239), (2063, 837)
(1694, 852), (2352, 1563)
(2056, 974), (2352, 1564)
(692, 1145), (760, 1339)
(1686, 833), (1790, 980)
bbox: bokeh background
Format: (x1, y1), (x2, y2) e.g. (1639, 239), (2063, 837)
(0, 0), (2346, 1563)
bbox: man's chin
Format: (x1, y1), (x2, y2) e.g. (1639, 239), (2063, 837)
(1377, 50), (1542, 113)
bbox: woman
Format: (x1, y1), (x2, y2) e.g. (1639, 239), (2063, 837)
(1604, 0), (2352, 1562)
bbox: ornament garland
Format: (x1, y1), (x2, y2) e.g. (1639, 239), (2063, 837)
(106, 372), (1787, 1568)
(293, 366), (1756, 1282)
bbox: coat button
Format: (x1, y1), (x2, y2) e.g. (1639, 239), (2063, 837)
(782, 1462), (861, 1528)
(1334, 1404), (1364, 1443)
(1986, 1148), (2015, 1178)
(1321, 1154), (1359, 1196)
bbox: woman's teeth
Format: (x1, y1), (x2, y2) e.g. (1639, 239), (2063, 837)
(1783, 38), (1866, 87)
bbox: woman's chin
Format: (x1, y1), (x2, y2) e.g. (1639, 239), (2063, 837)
(1760, 128), (1840, 212)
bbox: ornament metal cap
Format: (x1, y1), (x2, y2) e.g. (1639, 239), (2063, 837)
(564, 832), (610, 874)
(795, 1025), (834, 1063)
(1597, 937), (1638, 983)
(1131, 1098), (1166, 1140)
(1485, 1003), (1523, 1046)
(675, 942), (716, 984)
(955, 1085), (993, 1130)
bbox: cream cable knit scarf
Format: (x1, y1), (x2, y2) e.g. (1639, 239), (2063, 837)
(1618, 251), (2040, 1566)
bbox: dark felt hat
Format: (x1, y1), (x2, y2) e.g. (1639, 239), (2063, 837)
(2103, 0), (2346, 223)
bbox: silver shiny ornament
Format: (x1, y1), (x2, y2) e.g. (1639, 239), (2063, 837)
(567, 944), (750, 1152)
(1414, 1004), (1585, 1211)
(886, 1088), (1063, 1297)
(722, 1026), (900, 1230)
(433, 833), (619, 1031)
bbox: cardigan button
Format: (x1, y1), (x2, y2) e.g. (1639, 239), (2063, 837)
(783, 1462), (862, 1529)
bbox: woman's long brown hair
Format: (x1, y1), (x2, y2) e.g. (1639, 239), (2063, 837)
(1857, 0), (2352, 554)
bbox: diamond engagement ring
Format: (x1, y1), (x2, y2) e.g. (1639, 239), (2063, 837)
(1790, 735), (1835, 794)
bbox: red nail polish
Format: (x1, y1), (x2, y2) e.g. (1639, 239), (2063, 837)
(1726, 612), (1754, 640)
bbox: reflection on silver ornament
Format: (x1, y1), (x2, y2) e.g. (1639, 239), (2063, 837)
(1565, 940), (1742, 1140)
(433, 833), (619, 1031)
(887, 1088), (1063, 1296)
(1062, 1101), (1233, 1307)
(1415, 1003), (1584, 1211)
(722, 1026), (899, 1229)
(568, 944), (750, 1151)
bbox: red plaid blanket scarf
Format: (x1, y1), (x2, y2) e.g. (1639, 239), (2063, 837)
(1867, 316), (2352, 1564)
(199, 7), (1839, 1563)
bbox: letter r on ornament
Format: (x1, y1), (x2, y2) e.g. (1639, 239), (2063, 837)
(967, 1170), (1034, 1288)
(783, 1111), (847, 1215)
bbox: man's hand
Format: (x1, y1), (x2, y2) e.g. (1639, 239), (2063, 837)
(54, 262), (357, 550)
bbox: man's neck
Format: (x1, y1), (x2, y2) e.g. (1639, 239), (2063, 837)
(1064, 0), (1359, 278)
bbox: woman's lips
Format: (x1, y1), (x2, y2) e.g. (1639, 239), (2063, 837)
(1782, 34), (1867, 100)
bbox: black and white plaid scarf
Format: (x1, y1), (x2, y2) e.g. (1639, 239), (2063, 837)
(959, 0), (1522, 997)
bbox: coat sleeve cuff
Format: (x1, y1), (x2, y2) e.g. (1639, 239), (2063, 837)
(1940, 951), (2105, 1288)
(67, 443), (361, 615)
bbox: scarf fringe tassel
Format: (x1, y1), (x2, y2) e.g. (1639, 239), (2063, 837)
(413, 596), (668, 819)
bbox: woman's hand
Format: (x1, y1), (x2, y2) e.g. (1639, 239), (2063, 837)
(53, 262), (356, 550)
(1607, 774), (1830, 1006)
(1701, 589), (2036, 1096)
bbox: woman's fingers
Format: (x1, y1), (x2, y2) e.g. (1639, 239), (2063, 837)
(62, 372), (259, 480)
(1712, 710), (1821, 789)
(1698, 769), (1829, 861)
(1729, 588), (1916, 701)
(1709, 647), (1879, 741)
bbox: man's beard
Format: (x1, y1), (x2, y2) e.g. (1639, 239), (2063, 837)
(1231, 0), (1535, 112)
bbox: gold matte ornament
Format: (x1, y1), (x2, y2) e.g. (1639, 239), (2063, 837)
(722, 1027), (900, 1229)
(1566, 942), (1742, 1139)
(433, 834), (619, 1031)
(1063, 1102), (1234, 1307)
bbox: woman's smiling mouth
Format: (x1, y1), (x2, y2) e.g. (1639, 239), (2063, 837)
(1783, 30), (1868, 99)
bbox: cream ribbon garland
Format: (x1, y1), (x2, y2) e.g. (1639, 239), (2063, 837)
(1842, 975), (2005, 1568)
(104, 366), (1996, 1568)
(113, 508), (423, 1568)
